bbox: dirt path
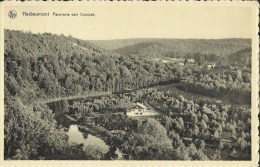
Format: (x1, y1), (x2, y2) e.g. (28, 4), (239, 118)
(39, 92), (111, 104)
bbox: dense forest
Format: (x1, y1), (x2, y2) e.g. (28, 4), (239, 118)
(45, 87), (250, 160)
(4, 30), (251, 160)
(91, 38), (251, 63)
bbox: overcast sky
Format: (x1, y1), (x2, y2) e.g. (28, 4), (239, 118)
(3, 2), (255, 40)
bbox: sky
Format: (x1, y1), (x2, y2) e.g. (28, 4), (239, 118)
(2, 2), (256, 40)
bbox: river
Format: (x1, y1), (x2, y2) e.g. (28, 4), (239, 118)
(67, 124), (109, 151)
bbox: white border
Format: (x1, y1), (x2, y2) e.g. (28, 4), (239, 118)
(0, 1), (259, 167)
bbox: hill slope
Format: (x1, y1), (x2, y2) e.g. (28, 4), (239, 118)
(4, 30), (181, 103)
(228, 47), (251, 66)
(90, 38), (154, 50)
(4, 30), (252, 160)
(90, 38), (251, 59)
(5, 30), (252, 104)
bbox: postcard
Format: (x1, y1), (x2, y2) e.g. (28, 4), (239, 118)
(0, 1), (259, 167)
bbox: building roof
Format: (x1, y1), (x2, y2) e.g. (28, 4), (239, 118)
(128, 102), (147, 111)
(129, 105), (145, 110)
(135, 102), (147, 109)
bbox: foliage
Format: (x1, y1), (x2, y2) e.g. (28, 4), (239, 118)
(4, 98), (68, 159)
(4, 30), (251, 160)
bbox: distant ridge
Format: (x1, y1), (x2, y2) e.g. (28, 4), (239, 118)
(89, 38), (251, 57)
(89, 38), (155, 50)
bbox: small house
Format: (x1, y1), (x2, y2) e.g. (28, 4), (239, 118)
(126, 102), (147, 116)
(205, 63), (216, 69)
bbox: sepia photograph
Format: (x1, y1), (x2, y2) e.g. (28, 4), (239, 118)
(0, 1), (259, 166)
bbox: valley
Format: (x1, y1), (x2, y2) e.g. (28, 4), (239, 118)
(4, 30), (251, 160)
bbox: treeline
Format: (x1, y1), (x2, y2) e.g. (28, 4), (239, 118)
(174, 49), (251, 67)
(178, 66), (251, 104)
(114, 39), (251, 58)
(113, 39), (251, 69)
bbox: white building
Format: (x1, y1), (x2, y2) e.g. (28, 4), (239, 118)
(206, 63), (215, 69)
(126, 102), (147, 116)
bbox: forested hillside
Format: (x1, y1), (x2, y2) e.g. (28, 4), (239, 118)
(4, 30), (251, 160)
(94, 39), (251, 62)
(4, 30), (183, 159)
(90, 38), (154, 50)
(228, 48), (252, 67)
(5, 30), (177, 103)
